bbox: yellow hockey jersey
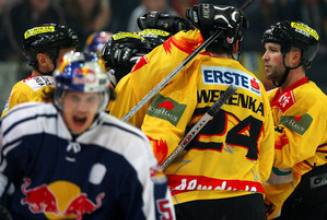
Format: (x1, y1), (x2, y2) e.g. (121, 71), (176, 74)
(1, 75), (55, 117)
(263, 77), (327, 219)
(109, 29), (275, 204)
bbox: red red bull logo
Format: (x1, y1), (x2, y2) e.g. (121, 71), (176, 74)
(75, 67), (95, 76)
(21, 178), (60, 215)
(63, 193), (104, 220)
(21, 178), (104, 220)
(74, 67), (96, 84)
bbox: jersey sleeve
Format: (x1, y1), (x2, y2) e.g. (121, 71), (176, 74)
(140, 68), (197, 164)
(122, 132), (176, 219)
(263, 84), (327, 219)
(0, 116), (28, 205)
(272, 89), (327, 169)
(1, 83), (34, 117)
(107, 75), (145, 128)
(108, 29), (203, 128)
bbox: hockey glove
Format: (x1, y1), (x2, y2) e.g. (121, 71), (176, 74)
(138, 11), (194, 34)
(186, 4), (247, 39)
(101, 32), (152, 83)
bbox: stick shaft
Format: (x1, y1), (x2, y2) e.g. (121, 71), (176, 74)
(161, 85), (237, 170)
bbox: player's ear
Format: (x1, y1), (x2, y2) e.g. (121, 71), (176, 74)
(290, 48), (302, 67)
(36, 53), (49, 67)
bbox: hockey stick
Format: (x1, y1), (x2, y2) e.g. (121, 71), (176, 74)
(161, 85), (237, 170)
(121, 0), (255, 122)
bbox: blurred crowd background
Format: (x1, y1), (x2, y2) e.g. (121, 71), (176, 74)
(0, 0), (326, 109)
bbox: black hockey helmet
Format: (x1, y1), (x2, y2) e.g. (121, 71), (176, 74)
(205, 6), (249, 55)
(23, 23), (79, 68)
(137, 29), (171, 50)
(262, 20), (319, 68)
(101, 32), (153, 70)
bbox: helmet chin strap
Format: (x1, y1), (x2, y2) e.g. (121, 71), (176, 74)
(272, 53), (302, 87)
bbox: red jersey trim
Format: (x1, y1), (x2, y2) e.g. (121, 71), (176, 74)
(271, 77), (308, 109)
(167, 174), (264, 195)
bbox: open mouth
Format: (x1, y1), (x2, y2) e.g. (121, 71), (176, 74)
(73, 116), (87, 125)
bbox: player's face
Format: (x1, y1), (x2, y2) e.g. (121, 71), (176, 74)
(262, 43), (286, 82)
(61, 92), (100, 134)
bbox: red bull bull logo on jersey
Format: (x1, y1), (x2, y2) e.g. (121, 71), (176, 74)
(147, 94), (186, 126)
(21, 178), (60, 215)
(21, 178), (104, 220)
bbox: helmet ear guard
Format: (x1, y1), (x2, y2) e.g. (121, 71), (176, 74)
(262, 20), (319, 68)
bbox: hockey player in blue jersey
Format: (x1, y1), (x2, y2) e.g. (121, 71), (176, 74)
(0, 51), (175, 220)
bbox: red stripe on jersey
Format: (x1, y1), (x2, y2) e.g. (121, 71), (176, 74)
(131, 56), (148, 73)
(163, 34), (203, 55)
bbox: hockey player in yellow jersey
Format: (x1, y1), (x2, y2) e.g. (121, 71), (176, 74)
(261, 21), (327, 219)
(108, 4), (275, 219)
(1, 23), (78, 117)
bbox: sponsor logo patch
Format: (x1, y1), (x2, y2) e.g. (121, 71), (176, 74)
(201, 66), (261, 96)
(280, 114), (313, 135)
(291, 22), (319, 40)
(147, 94), (186, 126)
(24, 26), (55, 39)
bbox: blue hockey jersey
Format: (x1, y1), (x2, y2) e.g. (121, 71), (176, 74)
(0, 102), (175, 220)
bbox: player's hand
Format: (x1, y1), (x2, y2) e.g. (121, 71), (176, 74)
(186, 4), (247, 39)
(138, 11), (194, 34)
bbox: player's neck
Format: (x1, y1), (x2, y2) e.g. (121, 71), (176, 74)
(31, 69), (44, 77)
(280, 69), (306, 92)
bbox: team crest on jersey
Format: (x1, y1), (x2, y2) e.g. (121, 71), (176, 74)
(20, 178), (104, 219)
(280, 113), (313, 135)
(277, 91), (295, 113)
(150, 166), (166, 184)
(201, 66), (261, 96)
(147, 94), (186, 126)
